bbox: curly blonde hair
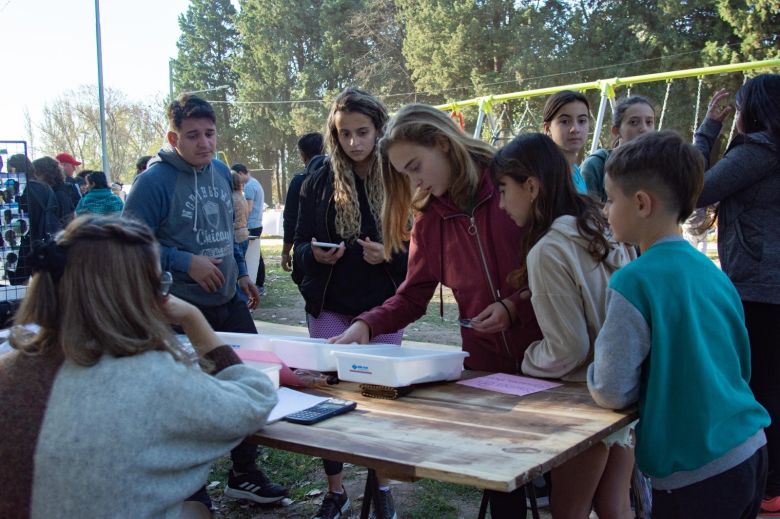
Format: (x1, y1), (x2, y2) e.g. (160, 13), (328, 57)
(324, 88), (388, 242)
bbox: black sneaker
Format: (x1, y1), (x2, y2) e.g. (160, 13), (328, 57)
(224, 470), (288, 504)
(368, 489), (397, 519)
(313, 490), (350, 519)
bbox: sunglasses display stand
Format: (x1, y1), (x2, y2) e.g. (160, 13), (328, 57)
(0, 141), (30, 327)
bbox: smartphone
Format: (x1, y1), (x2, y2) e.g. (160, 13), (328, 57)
(459, 318), (474, 328)
(284, 398), (357, 425)
(312, 241), (341, 250)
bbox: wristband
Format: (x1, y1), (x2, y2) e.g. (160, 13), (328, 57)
(497, 300), (514, 325)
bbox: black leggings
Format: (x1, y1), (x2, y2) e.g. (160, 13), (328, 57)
(323, 459), (343, 476)
(743, 301), (780, 496)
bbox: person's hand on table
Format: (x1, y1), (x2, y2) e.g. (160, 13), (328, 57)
(705, 89), (733, 123)
(311, 239), (345, 265)
(357, 237), (386, 265)
(329, 320), (370, 344)
(238, 275), (260, 310)
(188, 255), (225, 292)
(470, 299), (516, 334)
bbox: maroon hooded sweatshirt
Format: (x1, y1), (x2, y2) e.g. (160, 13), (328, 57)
(358, 171), (542, 373)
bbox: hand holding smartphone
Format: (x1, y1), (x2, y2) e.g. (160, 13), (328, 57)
(312, 241), (341, 250)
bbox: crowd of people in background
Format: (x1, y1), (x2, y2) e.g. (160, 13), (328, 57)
(1, 72), (778, 519)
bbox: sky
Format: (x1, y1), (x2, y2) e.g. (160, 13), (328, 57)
(0, 0), (192, 146)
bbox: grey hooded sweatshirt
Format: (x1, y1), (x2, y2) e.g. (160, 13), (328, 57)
(124, 148), (246, 307)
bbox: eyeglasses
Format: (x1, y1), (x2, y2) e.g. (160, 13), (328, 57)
(160, 271), (173, 297)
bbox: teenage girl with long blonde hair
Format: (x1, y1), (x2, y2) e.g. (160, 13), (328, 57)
(293, 87), (408, 519)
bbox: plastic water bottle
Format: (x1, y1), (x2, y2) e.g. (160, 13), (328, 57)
(293, 369), (338, 387)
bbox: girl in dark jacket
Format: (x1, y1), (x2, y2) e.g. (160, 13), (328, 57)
(293, 87), (407, 519)
(694, 74), (780, 514)
(10, 155), (61, 285)
(32, 157), (75, 227)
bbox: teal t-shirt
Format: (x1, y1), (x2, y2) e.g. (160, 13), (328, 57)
(571, 164), (587, 194)
(610, 239), (769, 477)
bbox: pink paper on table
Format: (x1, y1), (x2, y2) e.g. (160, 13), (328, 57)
(457, 373), (561, 397)
(234, 349), (306, 387)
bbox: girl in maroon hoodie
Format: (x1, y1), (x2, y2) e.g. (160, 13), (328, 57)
(332, 103), (542, 518)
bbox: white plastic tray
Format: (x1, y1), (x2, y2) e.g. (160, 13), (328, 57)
(334, 346), (469, 387)
(214, 331), (275, 351)
(241, 360), (281, 389)
(270, 338), (391, 372)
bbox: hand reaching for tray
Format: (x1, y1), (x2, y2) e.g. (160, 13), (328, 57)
(329, 320), (370, 344)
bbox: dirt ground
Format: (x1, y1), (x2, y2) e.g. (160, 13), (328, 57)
(210, 464), (489, 518)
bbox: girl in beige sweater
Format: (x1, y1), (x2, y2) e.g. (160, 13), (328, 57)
(491, 133), (636, 519)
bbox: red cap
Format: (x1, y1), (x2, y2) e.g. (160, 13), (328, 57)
(56, 153), (81, 166)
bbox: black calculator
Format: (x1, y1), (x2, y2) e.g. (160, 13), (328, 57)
(284, 398), (357, 425)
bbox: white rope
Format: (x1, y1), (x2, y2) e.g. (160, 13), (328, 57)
(727, 74), (749, 146)
(692, 77), (704, 141)
(657, 80), (673, 131)
(514, 100), (533, 133)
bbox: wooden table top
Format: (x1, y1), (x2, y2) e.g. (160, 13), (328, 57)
(249, 375), (637, 492)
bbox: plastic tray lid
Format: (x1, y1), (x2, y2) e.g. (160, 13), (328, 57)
(332, 346), (469, 361)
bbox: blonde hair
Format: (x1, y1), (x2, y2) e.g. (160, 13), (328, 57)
(324, 88), (388, 242)
(231, 171), (243, 191)
(379, 104), (495, 255)
(11, 215), (183, 366)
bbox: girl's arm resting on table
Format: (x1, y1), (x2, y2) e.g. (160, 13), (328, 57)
(520, 248), (591, 379)
(521, 292), (591, 379)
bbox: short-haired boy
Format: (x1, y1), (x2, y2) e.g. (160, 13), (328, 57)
(124, 94), (287, 508)
(587, 131), (769, 518)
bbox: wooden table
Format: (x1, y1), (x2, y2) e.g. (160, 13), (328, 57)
(249, 373), (636, 517)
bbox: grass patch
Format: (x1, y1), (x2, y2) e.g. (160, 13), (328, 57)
(407, 480), (484, 518)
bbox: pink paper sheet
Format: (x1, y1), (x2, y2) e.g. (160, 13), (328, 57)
(457, 373), (562, 397)
(234, 349), (306, 387)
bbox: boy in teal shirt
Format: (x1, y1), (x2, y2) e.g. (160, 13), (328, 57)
(587, 131), (769, 518)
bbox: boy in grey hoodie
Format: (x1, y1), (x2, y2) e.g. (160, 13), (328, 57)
(124, 94), (287, 507)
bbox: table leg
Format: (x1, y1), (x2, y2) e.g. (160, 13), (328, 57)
(477, 490), (489, 519)
(360, 468), (380, 519)
(525, 481), (540, 519)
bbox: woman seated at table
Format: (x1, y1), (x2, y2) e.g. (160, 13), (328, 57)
(0, 215), (279, 519)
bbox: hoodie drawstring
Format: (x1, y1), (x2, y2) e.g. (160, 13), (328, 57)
(192, 167), (199, 231)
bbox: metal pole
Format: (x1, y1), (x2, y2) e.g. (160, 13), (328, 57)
(169, 59), (174, 99)
(94, 0), (110, 180)
(590, 92), (609, 155)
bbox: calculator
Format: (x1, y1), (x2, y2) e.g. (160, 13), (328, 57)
(284, 398), (357, 425)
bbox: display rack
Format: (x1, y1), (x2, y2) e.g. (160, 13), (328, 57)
(0, 140), (30, 326)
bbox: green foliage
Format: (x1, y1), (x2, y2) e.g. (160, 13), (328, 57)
(168, 0), (780, 202)
(173, 0), (241, 162)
